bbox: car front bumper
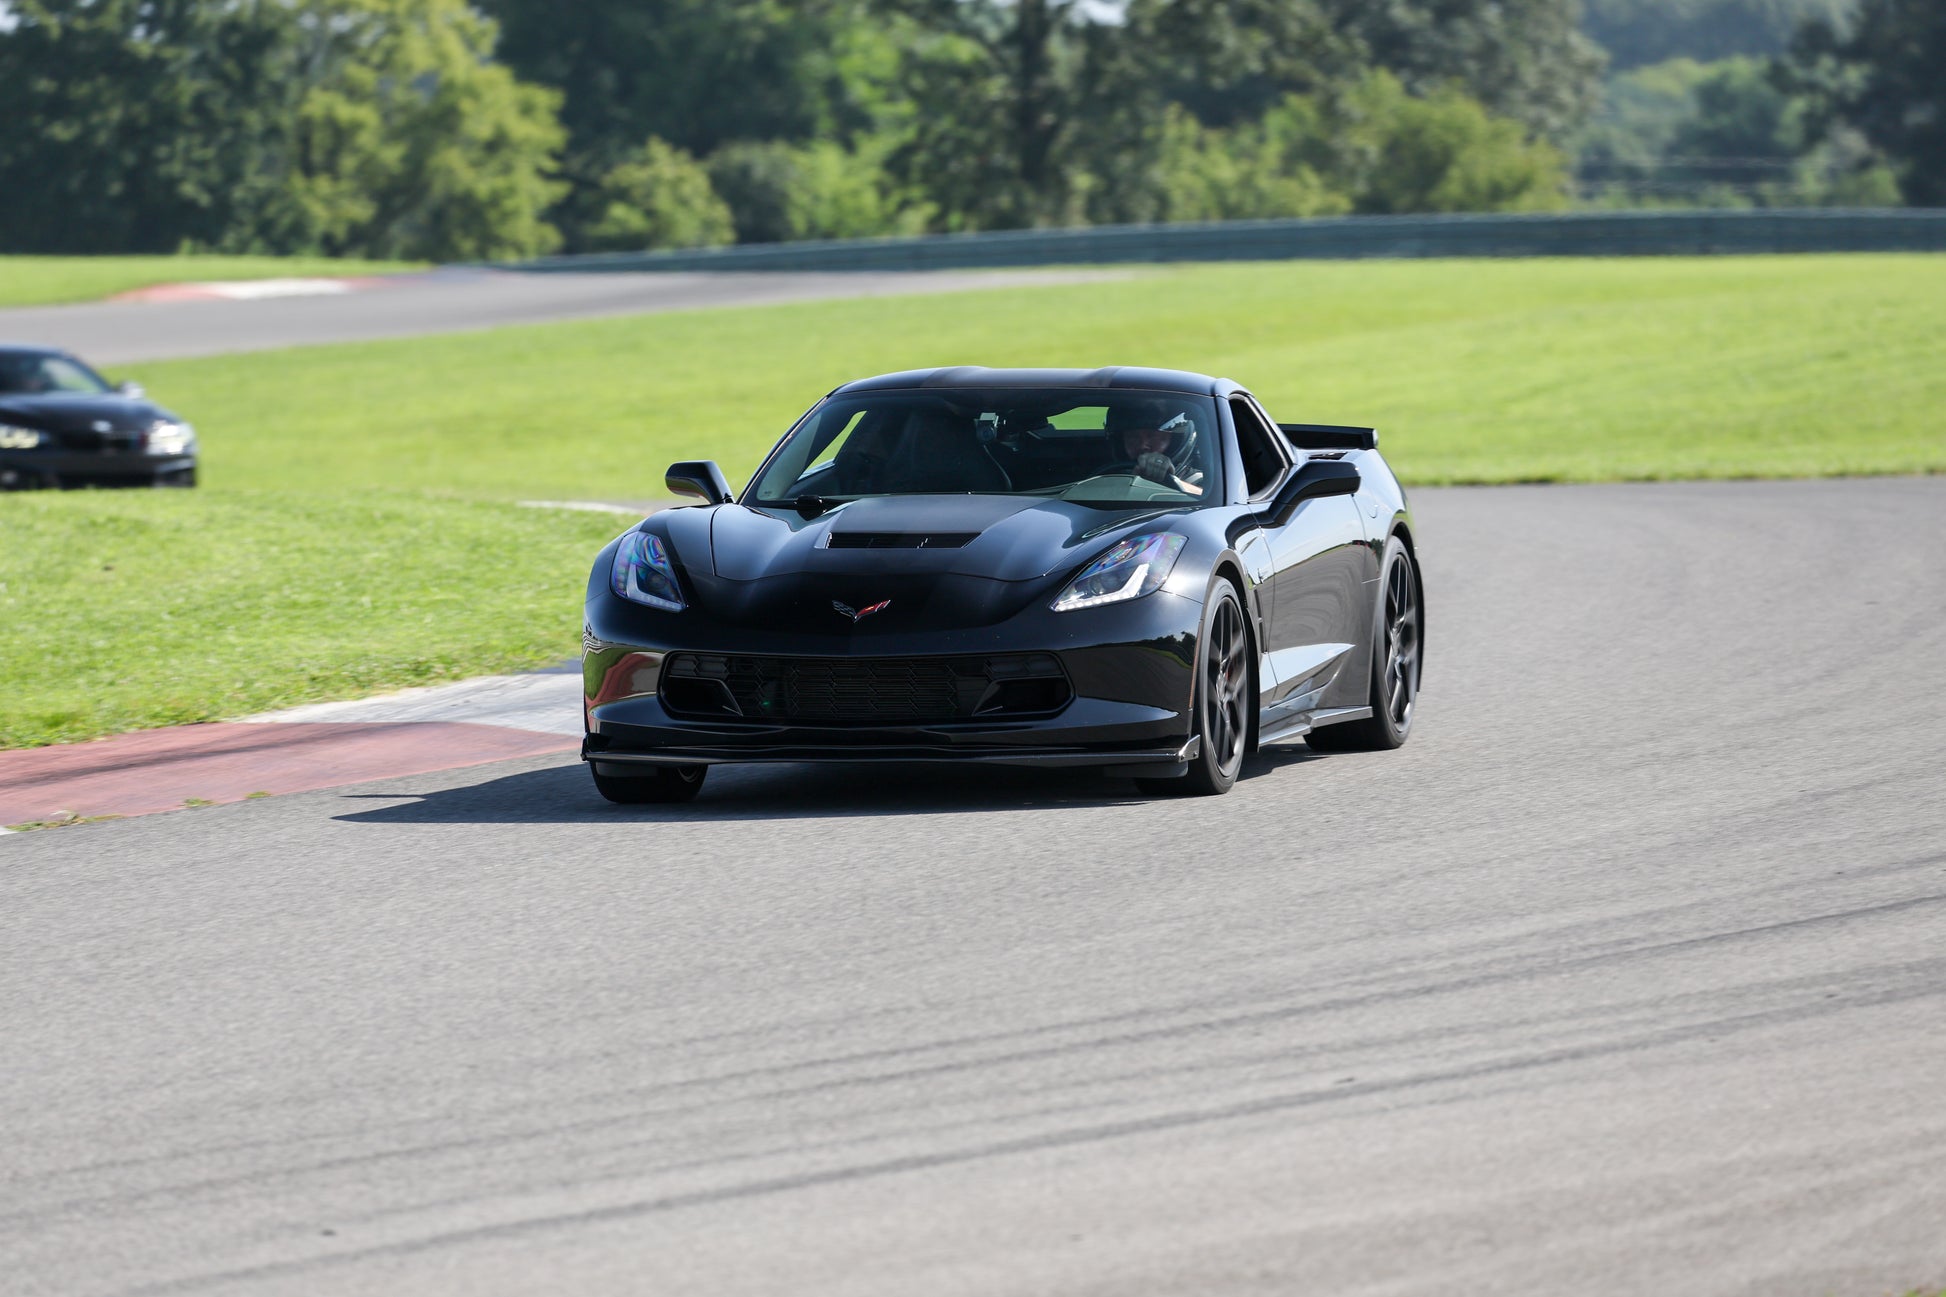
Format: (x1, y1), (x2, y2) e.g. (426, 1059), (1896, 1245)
(582, 586), (1206, 774)
(0, 449), (196, 489)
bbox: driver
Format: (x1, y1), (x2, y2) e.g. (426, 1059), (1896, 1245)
(1104, 401), (1203, 496)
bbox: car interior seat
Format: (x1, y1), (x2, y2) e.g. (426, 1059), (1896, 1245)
(880, 406), (1013, 493)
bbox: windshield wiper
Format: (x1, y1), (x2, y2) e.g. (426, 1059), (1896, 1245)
(793, 494), (839, 519)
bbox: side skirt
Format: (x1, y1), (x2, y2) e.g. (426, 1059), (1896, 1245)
(1256, 706), (1373, 748)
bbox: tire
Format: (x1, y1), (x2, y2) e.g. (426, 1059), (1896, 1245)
(591, 763), (707, 804)
(1307, 537), (1421, 753)
(1137, 580), (1250, 797)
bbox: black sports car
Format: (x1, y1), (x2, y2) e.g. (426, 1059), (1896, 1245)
(0, 346), (197, 490)
(581, 367), (1423, 802)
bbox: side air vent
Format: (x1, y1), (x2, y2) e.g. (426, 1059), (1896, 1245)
(824, 532), (980, 550)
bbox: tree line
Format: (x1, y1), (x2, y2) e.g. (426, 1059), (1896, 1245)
(0, 0), (1936, 261)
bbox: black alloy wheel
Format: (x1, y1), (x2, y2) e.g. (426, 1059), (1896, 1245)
(1308, 538), (1420, 753)
(1140, 581), (1249, 796)
(591, 763), (708, 804)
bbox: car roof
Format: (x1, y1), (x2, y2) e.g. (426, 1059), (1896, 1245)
(831, 366), (1234, 397)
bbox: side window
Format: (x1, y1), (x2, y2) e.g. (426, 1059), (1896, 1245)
(1229, 396), (1290, 498)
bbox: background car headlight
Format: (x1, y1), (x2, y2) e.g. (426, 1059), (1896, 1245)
(145, 421), (195, 455)
(1052, 532), (1186, 612)
(0, 425), (43, 450)
(610, 530), (685, 611)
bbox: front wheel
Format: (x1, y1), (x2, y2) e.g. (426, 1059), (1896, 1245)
(1307, 537), (1421, 753)
(591, 763), (707, 804)
(1137, 580), (1250, 797)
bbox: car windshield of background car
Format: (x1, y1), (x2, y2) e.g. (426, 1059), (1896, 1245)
(751, 389), (1223, 508)
(0, 354), (110, 395)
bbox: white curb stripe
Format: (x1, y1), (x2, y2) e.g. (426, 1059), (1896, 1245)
(241, 671), (583, 737)
(518, 500), (649, 516)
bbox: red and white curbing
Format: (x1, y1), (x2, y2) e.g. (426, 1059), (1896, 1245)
(111, 277), (396, 304)
(0, 669), (584, 830)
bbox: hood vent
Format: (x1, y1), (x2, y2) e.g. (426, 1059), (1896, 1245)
(824, 531), (980, 550)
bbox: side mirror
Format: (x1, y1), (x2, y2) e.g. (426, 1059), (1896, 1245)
(666, 460), (733, 505)
(1263, 458), (1359, 526)
(116, 380), (146, 399)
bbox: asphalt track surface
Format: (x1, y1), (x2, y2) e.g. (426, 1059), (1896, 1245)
(0, 268), (1117, 365)
(4, 477), (1944, 1297)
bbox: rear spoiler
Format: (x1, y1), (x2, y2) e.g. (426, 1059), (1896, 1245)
(1278, 422), (1377, 452)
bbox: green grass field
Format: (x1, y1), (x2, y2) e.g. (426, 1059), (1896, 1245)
(3, 254), (1942, 750)
(0, 492), (621, 749)
(130, 254), (1946, 495)
(0, 255), (422, 307)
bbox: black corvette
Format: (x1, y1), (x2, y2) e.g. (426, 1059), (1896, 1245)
(0, 346), (197, 490)
(581, 366), (1423, 802)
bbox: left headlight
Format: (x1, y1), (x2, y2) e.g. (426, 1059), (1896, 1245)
(0, 424), (43, 450)
(1051, 532), (1187, 612)
(610, 530), (685, 612)
(145, 421), (196, 455)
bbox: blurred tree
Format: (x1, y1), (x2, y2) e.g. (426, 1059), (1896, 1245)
(0, 0), (296, 253)
(1107, 0), (1348, 128)
(1331, 73), (1573, 213)
(879, 0), (1598, 231)
(1091, 73), (1569, 224)
(279, 0), (566, 261)
(1131, 103), (1350, 222)
(0, 0), (565, 259)
(1667, 56), (1798, 183)
(1320, 0), (1608, 145)
(476, 0), (880, 246)
(1584, 0), (1853, 70)
(583, 139), (734, 252)
(707, 138), (930, 244)
(1788, 0), (1945, 204)
(873, 0), (1098, 230)
(1573, 54), (1898, 206)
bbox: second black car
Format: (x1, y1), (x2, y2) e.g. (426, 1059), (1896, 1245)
(0, 346), (197, 490)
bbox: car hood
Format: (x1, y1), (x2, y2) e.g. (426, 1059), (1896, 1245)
(0, 393), (176, 433)
(706, 494), (1172, 582)
(660, 495), (1186, 635)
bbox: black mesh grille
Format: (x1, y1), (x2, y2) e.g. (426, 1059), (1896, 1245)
(662, 653), (1069, 725)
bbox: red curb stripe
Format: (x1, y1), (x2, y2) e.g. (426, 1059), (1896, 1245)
(0, 722), (576, 824)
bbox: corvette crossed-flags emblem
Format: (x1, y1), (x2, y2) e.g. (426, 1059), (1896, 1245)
(832, 599), (892, 623)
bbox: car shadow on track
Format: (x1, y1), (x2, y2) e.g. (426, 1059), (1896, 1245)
(333, 748), (1325, 825)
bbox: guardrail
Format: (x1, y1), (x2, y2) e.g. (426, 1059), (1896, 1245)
(503, 207), (1946, 274)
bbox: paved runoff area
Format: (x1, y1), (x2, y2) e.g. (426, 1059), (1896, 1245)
(3, 478), (1944, 1297)
(0, 268), (1121, 365)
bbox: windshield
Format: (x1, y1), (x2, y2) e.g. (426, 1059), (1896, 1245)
(751, 388), (1223, 508)
(0, 352), (110, 396)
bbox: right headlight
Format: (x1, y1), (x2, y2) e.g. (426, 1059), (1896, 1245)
(145, 421), (196, 455)
(1051, 532), (1186, 612)
(0, 425), (43, 450)
(609, 530), (685, 612)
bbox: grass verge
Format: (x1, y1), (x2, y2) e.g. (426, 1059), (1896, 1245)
(124, 253), (1946, 496)
(0, 255), (422, 308)
(0, 491), (621, 748)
